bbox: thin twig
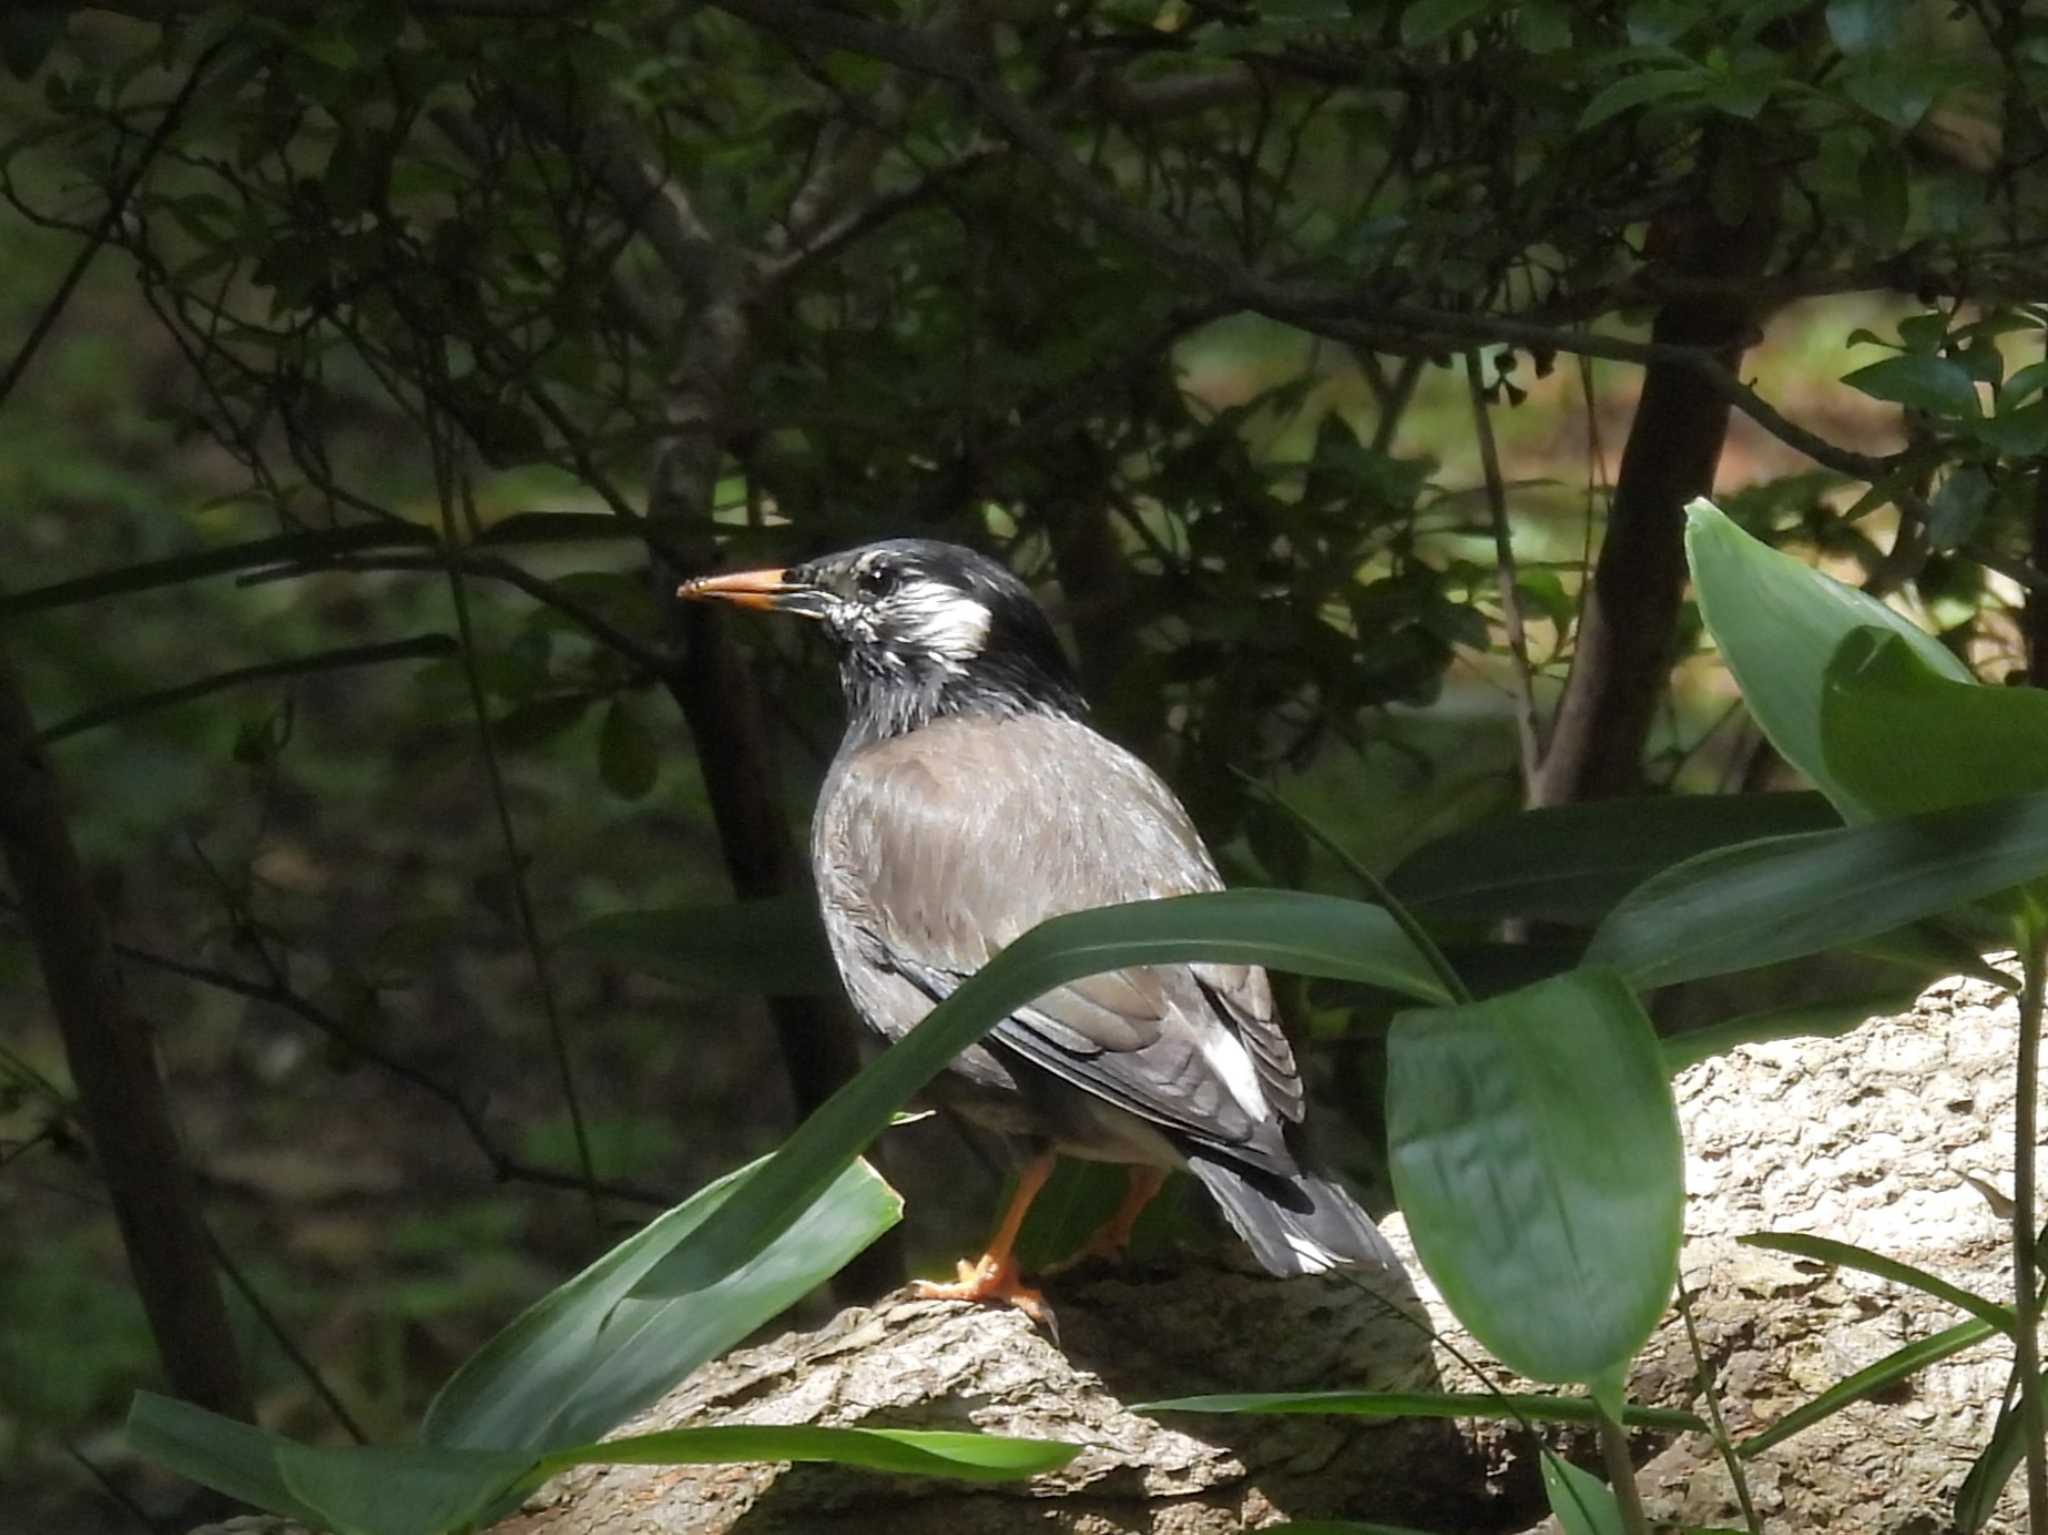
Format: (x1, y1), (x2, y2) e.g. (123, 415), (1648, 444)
(202, 1224), (368, 1443)
(1464, 350), (1545, 796)
(59, 1439), (157, 1535)
(98, 931), (675, 1207)
(0, 38), (226, 415)
(37, 635), (454, 746)
(438, 455), (602, 1228)
(1675, 1280), (1764, 1535)
(2014, 926), (2048, 1530)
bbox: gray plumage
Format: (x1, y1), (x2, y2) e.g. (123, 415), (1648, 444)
(682, 538), (1396, 1277)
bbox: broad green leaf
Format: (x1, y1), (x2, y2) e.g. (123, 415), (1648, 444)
(1138, 1390), (1703, 1431)
(1586, 791), (2048, 988)
(1684, 498), (1971, 819)
(1925, 466), (1993, 550)
(558, 895), (838, 997)
(1843, 354), (1981, 416)
(537, 1423), (1079, 1482)
(126, 1393), (327, 1528)
(422, 1156), (899, 1451)
(1660, 985), (1923, 1074)
(1386, 792), (1839, 925)
(1969, 402), (2048, 457)
(1578, 68), (1707, 130)
(1822, 628), (2048, 820)
(1738, 1232), (2016, 1335)
(1543, 1450), (1626, 1535)
(632, 890), (1451, 1298)
(1737, 1317), (1997, 1456)
(1387, 968), (1681, 1386)
(1839, 55), (1940, 129)
(278, 1441), (530, 1535)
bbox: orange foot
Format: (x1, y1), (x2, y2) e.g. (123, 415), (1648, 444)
(913, 1253), (1049, 1327)
(1048, 1166), (1170, 1273)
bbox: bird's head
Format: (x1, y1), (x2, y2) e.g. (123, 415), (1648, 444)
(678, 538), (1084, 743)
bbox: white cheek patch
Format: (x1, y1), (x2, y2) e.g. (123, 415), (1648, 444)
(894, 582), (993, 666)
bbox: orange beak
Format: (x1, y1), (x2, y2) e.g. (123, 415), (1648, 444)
(675, 567), (827, 616)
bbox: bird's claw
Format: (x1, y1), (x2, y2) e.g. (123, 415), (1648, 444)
(912, 1255), (1052, 1329)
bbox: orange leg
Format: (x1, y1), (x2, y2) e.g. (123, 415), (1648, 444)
(1056, 1165), (1170, 1269)
(913, 1150), (1055, 1322)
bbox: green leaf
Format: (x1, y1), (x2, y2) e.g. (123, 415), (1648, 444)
(491, 693), (595, 749)
(1825, 0), (1907, 53)
(632, 890), (1451, 1298)
(0, 7), (65, 79)
(1925, 467), (1993, 550)
(1578, 68), (1708, 130)
(1543, 1450), (1626, 1535)
(422, 1157), (900, 1451)
(126, 1393), (327, 1528)
(559, 896), (839, 997)
(277, 1441), (530, 1535)
(1138, 1389), (1703, 1431)
(1841, 354), (1982, 417)
(1660, 985), (1923, 1074)
(1969, 402), (2048, 457)
(1839, 55), (1939, 129)
(132, 1394), (1069, 1535)
(1386, 792), (1840, 925)
(1401, 0), (1493, 43)
(537, 1423), (1079, 1482)
(2000, 359), (2048, 411)
(1387, 968), (1681, 1386)
(1586, 790), (2048, 989)
(1822, 628), (2048, 821)
(1857, 142), (1908, 249)
(598, 697), (660, 799)
(1684, 497), (1972, 819)
(1737, 1232), (2016, 1335)
(1737, 1317), (1996, 1456)
(1957, 1383), (2040, 1533)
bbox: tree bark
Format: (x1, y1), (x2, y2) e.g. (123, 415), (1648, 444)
(0, 642), (252, 1421)
(1529, 135), (1775, 806)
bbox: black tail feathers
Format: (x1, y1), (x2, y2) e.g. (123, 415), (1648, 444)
(1185, 1151), (1401, 1277)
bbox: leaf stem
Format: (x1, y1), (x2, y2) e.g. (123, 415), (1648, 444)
(2015, 925), (2048, 1532)
(1599, 1407), (1654, 1535)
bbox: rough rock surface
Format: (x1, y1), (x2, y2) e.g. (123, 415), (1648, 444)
(198, 969), (2040, 1535)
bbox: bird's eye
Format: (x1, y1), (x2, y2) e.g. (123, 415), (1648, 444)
(856, 559), (899, 597)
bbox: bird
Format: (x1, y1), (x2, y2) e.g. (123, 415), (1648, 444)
(678, 537), (1399, 1319)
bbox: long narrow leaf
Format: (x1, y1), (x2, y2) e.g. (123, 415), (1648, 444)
(1956, 1379), (2038, 1533)
(1660, 986), (1923, 1074)
(1387, 792), (1839, 925)
(1543, 1450), (1625, 1535)
(1736, 1317), (1998, 1456)
(423, 1156), (899, 1451)
(1737, 1232), (2016, 1335)
(1139, 1389), (1703, 1431)
(632, 890), (1450, 1299)
(134, 1393), (1070, 1535)
(1587, 790), (2048, 989)
(536, 1423), (1079, 1482)
(0, 523), (434, 619)
(1388, 968), (1682, 1387)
